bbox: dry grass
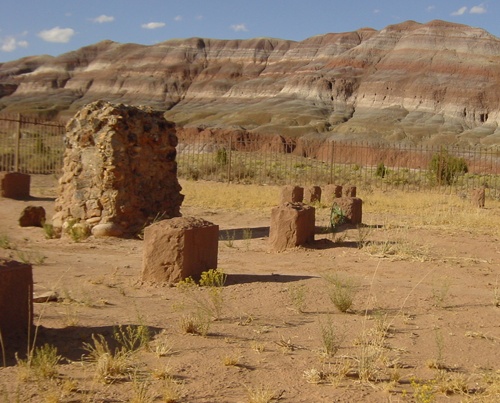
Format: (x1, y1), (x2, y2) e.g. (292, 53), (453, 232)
(179, 179), (280, 210)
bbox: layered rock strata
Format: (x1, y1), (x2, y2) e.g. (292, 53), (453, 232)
(2, 20), (500, 145)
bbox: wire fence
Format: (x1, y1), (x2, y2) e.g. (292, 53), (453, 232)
(2, 113), (500, 197)
(176, 135), (500, 197)
(0, 113), (65, 174)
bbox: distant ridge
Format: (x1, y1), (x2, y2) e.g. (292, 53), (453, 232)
(1, 20), (500, 146)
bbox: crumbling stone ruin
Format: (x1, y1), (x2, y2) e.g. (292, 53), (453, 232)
(53, 101), (184, 237)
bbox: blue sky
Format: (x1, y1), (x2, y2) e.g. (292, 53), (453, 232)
(0, 1), (497, 63)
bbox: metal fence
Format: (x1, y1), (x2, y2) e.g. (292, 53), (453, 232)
(0, 113), (65, 174)
(176, 135), (500, 197)
(2, 114), (500, 197)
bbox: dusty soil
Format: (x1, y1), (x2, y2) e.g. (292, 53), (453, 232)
(0, 176), (499, 402)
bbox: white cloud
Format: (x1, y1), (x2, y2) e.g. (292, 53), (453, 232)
(373, 9), (380, 14)
(92, 15), (115, 23)
(1, 34), (29, 52)
(174, 15), (182, 22)
(451, 6), (467, 16)
(141, 22), (166, 29)
(230, 23), (248, 32)
(38, 26), (75, 43)
(427, 5), (436, 12)
(195, 15), (204, 20)
(470, 4), (487, 14)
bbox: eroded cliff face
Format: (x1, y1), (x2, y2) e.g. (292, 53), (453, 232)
(1, 20), (500, 145)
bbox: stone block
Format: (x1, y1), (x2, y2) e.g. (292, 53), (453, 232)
(269, 203), (315, 252)
(280, 185), (304, 204)
(323, 184), (343, 204)
(19, 206), (46, 227)
(333, 197), (362, 225)
(305, 185), (322, 204)
(0, 172), (30, 199)
(471, 188), (485, 208)
(343, 186), (357, 198)
(141, 217), (219, 284)
(0, 259), (33, 339)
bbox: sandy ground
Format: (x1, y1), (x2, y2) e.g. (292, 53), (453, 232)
(0, 175), (499, 402)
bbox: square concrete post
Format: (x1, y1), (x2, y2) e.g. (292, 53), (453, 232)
(141, 217), (219, 284)
(269, 202), (315, 252)
(0, 259), (33, 339)
(0, 172), (30, 199)
(280, 185), (304, 204)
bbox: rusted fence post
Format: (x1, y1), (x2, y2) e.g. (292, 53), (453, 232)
(14, 113), (21, 172)
(227, 133), (232, 184)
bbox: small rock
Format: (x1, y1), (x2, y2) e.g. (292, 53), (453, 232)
(33, 291), (58, 303)
(92, 223), (124, 237)
(19, 206), (46, 227)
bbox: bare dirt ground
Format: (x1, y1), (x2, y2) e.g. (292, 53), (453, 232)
(0, 175), (499, 402)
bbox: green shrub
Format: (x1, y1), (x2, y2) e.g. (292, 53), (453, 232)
(429, 149), (468, 185)
(216, 147), (228, 166)
(375, 162), (388, 178)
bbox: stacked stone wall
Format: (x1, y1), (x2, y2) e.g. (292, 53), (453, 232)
(53, 101), (183, 236)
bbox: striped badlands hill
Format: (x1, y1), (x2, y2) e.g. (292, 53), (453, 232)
(1, 20), (500, 145)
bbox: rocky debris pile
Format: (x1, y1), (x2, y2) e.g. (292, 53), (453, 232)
(53, 101), (184, 237)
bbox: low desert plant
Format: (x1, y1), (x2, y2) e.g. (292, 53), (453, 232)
(0, 234), (12, 249)
(319, 317), (344, 357)
(329, 205), (346, 232)
(324, 273), (357, 313)
(15, 249), (46, 265)
(245, 384), (277, 403)
(221, 352), (241, 367)
(411, 378), (437, 403)
(130, 377), (156, 403)
(287, 284), (307, 313)
(82, 333), (134, 383)
(179, 312), (210, 336)
(429, 149), (468, 186)
(355, 224), (372, 249)
(152, 331), (173, 358)
(431, 277), (452, 308)
(43, 223), (59, 239)
(223, 230), (236, 248)
(65, 219), (90, 242)
(16, 343), (61, 381)
(303, 368), (324, 384)
(243, 228), (253, 250)
(113, 324), (151, 353)
(199, 268), (227, 287)
(375, 162), (388, 178)
(494, 277), (500, 307)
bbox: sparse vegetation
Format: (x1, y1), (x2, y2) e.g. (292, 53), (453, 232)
(1, 178), (500, 402)
(324, 273), (357, 313)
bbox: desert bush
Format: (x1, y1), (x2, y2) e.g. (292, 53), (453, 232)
(329, 205), (346, 232)
(16, 343), (61, 381)
(429, 149), (468, 185)
(324, 274), (357, 313)
(83, 333), (133, 383)
(375, 162), (388, 178)
(199, 268), (227, 287)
